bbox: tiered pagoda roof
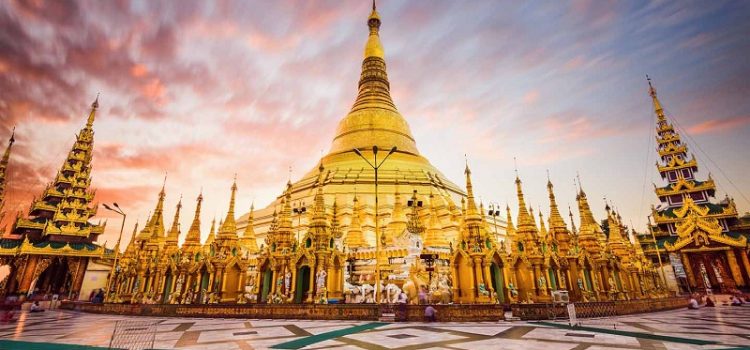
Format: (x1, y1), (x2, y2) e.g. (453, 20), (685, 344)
(640, 78), (749, 255)
(12, 97), (105, 244)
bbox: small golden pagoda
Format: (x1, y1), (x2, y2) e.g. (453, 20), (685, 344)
(639, 78), (750, 293)
(0, 97), (110, 300)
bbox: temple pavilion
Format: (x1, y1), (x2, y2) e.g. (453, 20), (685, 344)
(0, 98), (111, 300)
(638, 79), (750, 293)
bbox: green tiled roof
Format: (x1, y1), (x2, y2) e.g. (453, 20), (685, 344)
(657, 202), (727, 218)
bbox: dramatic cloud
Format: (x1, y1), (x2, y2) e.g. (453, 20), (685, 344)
(1, 0), (749, 245)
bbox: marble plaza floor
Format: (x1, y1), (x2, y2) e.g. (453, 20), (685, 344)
(0, 306), (748, 350)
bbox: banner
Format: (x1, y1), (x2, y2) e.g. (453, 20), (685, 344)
(669, 253), (686, 278)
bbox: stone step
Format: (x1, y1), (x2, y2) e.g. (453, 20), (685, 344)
(379, 313), (396, 322)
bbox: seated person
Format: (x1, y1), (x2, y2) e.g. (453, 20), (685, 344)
(30, 301), (44, 313)
(688, 297), (700, 309)
(396, 292), (407, 304)
(705, 297), (715, 307)
(424, 305), (437, 322)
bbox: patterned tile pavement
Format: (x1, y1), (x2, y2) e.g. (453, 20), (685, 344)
(0, 305), (748, 349)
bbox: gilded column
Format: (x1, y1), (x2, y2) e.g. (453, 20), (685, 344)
(740, 250), (750, 282)
(725, 250), (745, 287)
(680, 253), (696, 288)
(467, 260), (476, 302)
(451, 264), (461, 299)
(307, 265), (315, 302)
(482, 262), (494, 295)
(289, 266), (297, 297)
(270, 269), (278, 295)
(473, 257), (484, 297)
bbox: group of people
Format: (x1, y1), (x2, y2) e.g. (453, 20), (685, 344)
(688, 293), (749, 309)
(88, 289), (105, 303)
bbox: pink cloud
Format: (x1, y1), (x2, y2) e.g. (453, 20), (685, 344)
(687, 115), (750, 135)
(523, 90), (540, 105)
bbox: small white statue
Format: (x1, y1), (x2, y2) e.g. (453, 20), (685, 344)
(316, 269), (327, 291)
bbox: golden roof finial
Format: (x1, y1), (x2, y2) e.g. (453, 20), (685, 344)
(0, 127), (15, 195)
(219, 177), (238, 238)
(126, 220), (139, 249)
(365, 0), (383, 58)
(167, 195), (182, 243)
(185, 190), (203, 244)
(464, 159), (478, 216)
(547, 176), (567, 230)
(87, 93), (99, 127)
(240, 200), (259, 253)
(646, 75), (666, 121)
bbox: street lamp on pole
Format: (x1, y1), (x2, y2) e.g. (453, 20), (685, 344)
(647, 215), (670, 293)
(293, 201), (306, 248)
(103, 202), (126, 303)
(488, 203), (501, 244)
(353, 146), (397, 304)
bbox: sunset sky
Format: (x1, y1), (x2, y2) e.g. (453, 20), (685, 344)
(1, 0), (749, 247)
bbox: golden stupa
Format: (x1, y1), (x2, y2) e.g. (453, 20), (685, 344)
(241, 4), (466, 247)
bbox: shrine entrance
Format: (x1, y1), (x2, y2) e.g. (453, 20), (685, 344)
(689, 251), (734, 293)
(34, 258), (71, 296)
(162, 270), (173, 303)
(223, 263), (242, 302)
(259, 263), (272, 303)
(295, 266), (311, 303)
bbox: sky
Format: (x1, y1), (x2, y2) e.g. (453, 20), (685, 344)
(0, 0), (749, 248)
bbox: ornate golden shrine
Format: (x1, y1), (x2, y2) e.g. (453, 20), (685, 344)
(638, 79), (750, 293)
(0, 98), (111, 300)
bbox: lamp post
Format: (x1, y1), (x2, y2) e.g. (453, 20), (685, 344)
(646, 215), (669, 292)
(488, 203), (501, 244)
(353, 145), (397, 304)
(293, 201), (306, 248)
(103, 203), (126, 303)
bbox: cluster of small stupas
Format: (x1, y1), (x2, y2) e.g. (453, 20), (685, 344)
(0, 2), (745, 305)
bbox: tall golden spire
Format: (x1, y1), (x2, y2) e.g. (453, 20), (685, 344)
(345, 194), (367, 249)
(184, 191), (203, 245)
(365, 0), (384, 59)
(576, 178), (596, 228)
(569, 206), (577, 235)
(464, 162), (479, 217)
(218, 177), (238, 239)
(205, 217), (216, 245)
(273, 183), (294, 251)
(538, 210), (547, 239)
(646, 75), (666, 122)
(87, 93), (99, 128)
(312, 168), (326, 223)
(505, 205), (515, 236)
(547, 179), (566, 230)
(239, 202), (258, 253)
(0, 128), (15, 213)
(149, 178), (167, 240)
(514, 175), (536, 235)
(166, 196), (182, 245)
(328, 2), (419, 154)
